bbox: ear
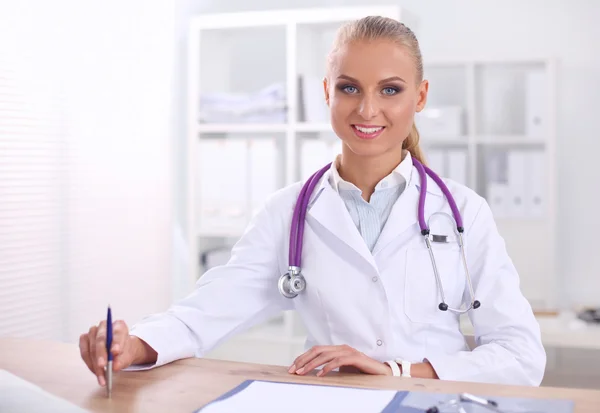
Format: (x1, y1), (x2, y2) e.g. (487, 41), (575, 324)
(415, 79), (429, 112)
(323, 77), (330, 106)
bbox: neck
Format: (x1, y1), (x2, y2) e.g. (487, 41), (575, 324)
(338, 146), (406, 202)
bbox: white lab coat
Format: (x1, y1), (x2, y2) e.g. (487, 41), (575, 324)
(129, 161), (546, 386)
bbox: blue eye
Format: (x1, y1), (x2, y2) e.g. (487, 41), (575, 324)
(342, 85), (358, 94)
(382, 87), (399, 95)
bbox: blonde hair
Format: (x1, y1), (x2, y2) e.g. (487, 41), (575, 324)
(327, 16), (427, 164)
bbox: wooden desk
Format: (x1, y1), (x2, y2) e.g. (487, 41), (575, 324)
(1, 338), (600, 413)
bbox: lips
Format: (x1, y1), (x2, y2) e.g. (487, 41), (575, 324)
(351, 124), (385, 140)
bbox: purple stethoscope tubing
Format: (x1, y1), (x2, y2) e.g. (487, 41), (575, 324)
(280, 157), (480, 312)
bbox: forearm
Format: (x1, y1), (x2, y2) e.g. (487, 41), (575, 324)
(410, 361), (439, 379)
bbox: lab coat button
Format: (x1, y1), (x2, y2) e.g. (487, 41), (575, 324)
(376, 339), (383, 346)
(372, 276), (378, 282)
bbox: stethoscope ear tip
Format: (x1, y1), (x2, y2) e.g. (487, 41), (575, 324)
(438, 303), (449, 311)
(473, 300), (481, 309)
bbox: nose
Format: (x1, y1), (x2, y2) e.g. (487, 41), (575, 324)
(357, 94), (379, 119)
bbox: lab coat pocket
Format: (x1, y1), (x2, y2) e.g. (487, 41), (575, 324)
(404, 245), (463, 324)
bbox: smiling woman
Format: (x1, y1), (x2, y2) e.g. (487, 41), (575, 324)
(323, 16), (429, 202)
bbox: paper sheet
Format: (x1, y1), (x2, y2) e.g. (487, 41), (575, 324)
(0, 370), (90, 413)
(197, 380), (398, 413)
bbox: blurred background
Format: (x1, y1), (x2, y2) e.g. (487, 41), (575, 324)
(1, 0), (599, 389)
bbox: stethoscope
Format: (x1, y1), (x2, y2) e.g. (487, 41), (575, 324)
(278, 157), (481, 314)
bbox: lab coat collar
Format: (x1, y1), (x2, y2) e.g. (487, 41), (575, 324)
(328, 150), (413, 194)
(305, 151), (444, 270)
(313, 150), (443, 198)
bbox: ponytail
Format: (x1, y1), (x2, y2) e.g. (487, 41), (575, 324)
(403, 123), (426, 165)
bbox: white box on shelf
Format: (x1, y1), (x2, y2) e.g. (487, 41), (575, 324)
(415, 106), (464, 138)
(525, 71), (547, 138)
(249, 138), (279, 217)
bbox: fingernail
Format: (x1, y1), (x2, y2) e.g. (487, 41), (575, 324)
(288, 364), (296, 373)
(98, 357), (104, 367)
(98, 375), (106, 387)
(296, 367), (304, 375)
(317, 370), (324, 377)
(112, 344), (120, 353)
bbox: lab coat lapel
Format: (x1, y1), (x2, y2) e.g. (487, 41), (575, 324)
(372, 168), (444, 255)
(371, 177), (420, 256)
(307, 183), (377, 270)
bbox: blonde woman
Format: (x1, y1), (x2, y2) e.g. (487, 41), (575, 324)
(79, 16), (545, 386)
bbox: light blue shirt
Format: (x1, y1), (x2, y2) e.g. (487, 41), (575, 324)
(328, 151), (413, 252)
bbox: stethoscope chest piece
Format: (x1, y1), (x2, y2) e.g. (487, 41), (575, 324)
(278, 266), (306, 298)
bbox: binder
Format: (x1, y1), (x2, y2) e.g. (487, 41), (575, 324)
(301, 139), (330, 181)
(524, 150), (545, 217)
(426, 149), (445, 177)
(525, 71), (547, 138)
(485, 150), (509, 218)
(249, 138), (278, 217)
(447, 150), (467, 185)
(506, 150), (527, 218)
(197, 138), (248, 234)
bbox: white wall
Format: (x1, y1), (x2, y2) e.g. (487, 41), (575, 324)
(62, 0), (176, 340)
(0, 0), (177, 342)
(176, 0), (600, 308)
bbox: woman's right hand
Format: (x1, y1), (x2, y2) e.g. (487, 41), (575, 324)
(78, 320), (157, 386)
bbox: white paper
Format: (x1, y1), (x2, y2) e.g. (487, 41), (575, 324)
(0, 370), (90, 413)
(199, 380), (397, 413)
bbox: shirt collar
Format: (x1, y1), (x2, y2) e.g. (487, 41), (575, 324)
(328, 150), (413, 194)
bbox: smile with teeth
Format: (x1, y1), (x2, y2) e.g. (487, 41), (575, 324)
(352, 124), (385, 139)
(355, 125), (383, 133)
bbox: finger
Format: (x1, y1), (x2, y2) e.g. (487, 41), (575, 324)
(111, 320), (128, 356)
(87, 326), (104, 386)
(112, 335), (134, 372)
(290, 346), (324, 373)
(290, 345), (343, 373)
(94, 321), (107, 369)
(318, 355), (358, 377)
(79, 334), (93, 372)
(296, 350), (349, 375)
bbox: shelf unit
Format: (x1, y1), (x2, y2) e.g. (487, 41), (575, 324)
(186, 7), (559, 363)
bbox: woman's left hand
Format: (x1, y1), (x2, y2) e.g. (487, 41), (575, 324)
(288, 345), (391, 377)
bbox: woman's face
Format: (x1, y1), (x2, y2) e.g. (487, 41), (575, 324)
(324, 39), (428, 158)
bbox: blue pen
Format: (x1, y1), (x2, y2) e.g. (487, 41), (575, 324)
(105, 305), (113, 397)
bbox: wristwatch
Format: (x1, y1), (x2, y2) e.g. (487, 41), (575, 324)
(399, 359), (412, 378)
(385, 359), (412, 378)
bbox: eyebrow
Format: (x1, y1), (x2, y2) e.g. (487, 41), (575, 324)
(336, 74), (407, 84)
